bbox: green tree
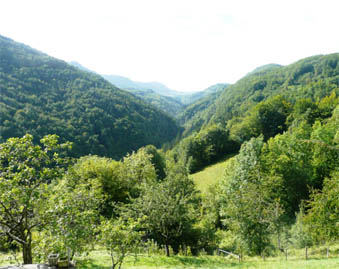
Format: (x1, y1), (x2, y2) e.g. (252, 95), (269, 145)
(65, 156), (128, 217)
(291, 206), (313, 259)
(121, 148), (158, 198)
(143, 145), (166, 180)
(0, 134), (71, 264)
(304, 170), (339, 244)
(43, 171), (103, 261)
(124, 163), (198, 256)
(98, 218), (142, 269)
(219, 137), (284, 257)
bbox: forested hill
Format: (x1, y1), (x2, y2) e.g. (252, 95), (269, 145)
(212, 54), (339, 128)
(173, 53), (339, 173)
(179, 54), (339, 136)
(0, 35), (181, 159)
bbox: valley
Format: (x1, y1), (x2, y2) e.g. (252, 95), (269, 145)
(0, 35), (338, 268)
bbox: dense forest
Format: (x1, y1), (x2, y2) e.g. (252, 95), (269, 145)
(0, 35), (181, 159)
(0, 35), (338, 268)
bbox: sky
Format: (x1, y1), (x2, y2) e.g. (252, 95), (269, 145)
(1, 0), (339, 92)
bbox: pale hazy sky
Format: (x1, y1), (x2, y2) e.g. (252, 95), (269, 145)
(1, 0), (339, 92)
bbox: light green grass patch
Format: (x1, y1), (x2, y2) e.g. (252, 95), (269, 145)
(75, 252), (339, 269)
(190, 155), (234, 194)
(2, 250), (339, 268)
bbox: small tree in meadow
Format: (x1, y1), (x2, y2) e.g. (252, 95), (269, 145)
(99, 218), (142, 269)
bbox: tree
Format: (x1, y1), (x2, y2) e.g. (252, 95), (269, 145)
(123, 163), (199, 256)
(98, 218), (141, 269)
(219, 137), (284, 257)
(304, 170), (339, 244)
(143, 145), (166, 180)
(0, 134), (71, 264)
(291, 206), (313, 259)
(42, 171), (103, 262)
(64, 155), (128, 218)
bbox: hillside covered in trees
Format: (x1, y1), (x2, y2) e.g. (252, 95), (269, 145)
(0, 35), (181, 159)
(0, 35), (338, 267)
(173, 53), (339, 172)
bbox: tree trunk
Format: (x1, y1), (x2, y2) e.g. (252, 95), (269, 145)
(22, 241), (33, 264)
(305, 247), (308, 260)
(277, 231), (281, 251)
(110, 247), (116, 269)
(165, 244), (170, 257)
(327, 247), (329, 258)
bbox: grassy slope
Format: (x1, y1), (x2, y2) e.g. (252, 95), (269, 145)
(190, 155), (235, 194)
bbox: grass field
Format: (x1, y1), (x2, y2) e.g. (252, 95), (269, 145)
(74, 252), (339, 269)
(2, 249), (339, 268)
(190, 155), (234, 194)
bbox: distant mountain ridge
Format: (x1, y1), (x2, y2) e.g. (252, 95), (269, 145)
(70, 61), (228, 116)
(103, 74), (183, 97)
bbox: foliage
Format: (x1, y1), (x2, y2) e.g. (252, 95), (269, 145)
(143, 145), (167, 180)
(177, 84), (227, 136)
(229, 95), (292, 142)
(291, 207), (314, 249)
(0, 35), (181, 159)
(0, 134), (71, 264)
(172, 125), (239, 173)
(123, 163), (199, 256)
(98, 218), (142, 269)
(66, 155), (128, 217)
(42, 170), (103, 261)
(304, 170), (339, 244)
(174, 54), (339, 174)
(219, 137), (284, 257)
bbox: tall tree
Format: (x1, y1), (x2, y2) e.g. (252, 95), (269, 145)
(0, 134), (70, 264)
(219, 137), (283, 257)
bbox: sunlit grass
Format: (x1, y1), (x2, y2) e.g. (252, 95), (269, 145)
(75, 251), (339, 269)
(2, 247), (339, 268)
(190, 155), (234, 194)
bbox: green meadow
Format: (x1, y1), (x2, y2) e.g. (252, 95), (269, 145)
(190, 156), (234, 194)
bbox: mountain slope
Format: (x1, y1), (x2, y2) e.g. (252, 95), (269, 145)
(172, 53), (339, 174)
(212, 54), (339, 126)
(177, 84), (229, 136)
(102, 74), (181, 97)
(174, 83), (228, 105)
(70, 62), (228, 116)
(179, 54), (339, 135)
(69, 62), (185, 117)
(0, 35), (181, 159)
(122, 88), (185, 117)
